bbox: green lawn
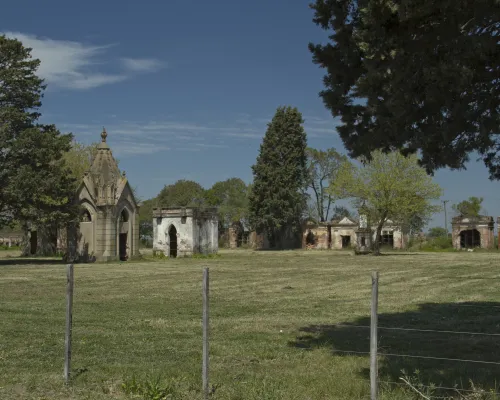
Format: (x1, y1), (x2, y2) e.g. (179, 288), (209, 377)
(1, 250), (500, 399)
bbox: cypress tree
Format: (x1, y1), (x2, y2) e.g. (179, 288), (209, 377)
(249, 106), (308, 249)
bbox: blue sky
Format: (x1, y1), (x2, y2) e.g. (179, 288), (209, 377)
(2, 0), (499, 232)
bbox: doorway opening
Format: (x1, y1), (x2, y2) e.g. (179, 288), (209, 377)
(30, 231), (37, 255)
(169, 225), (178, 258)
(460, 229), (481, 248)
(341, 235), (351, 248)
(119, 233), (128, 260)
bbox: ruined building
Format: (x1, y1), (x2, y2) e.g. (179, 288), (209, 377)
(152, 207), (218, 257)
(302, 217), (405, 250)
(67, 128), (140, 262)
(451, 215), (494, 249)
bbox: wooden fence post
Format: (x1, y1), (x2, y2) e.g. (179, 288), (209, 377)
(202, 267), (209, 400)
(64, 263), (74, 384)
(370, 271), (379, 400)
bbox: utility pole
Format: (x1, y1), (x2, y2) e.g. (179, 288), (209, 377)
(443, 200), (449, 236)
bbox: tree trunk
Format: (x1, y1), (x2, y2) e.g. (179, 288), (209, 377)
(372, 212), (388, 256)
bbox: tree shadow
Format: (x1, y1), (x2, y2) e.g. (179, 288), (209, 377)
(290, 302), (500, 395)
(0, 257), (66, 266)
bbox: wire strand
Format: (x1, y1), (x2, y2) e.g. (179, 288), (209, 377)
(330, 323), (500, 337)
(331, 349), (500, 366)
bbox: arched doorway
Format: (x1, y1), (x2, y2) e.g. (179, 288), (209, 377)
(168, 225), (178, 258)
(460, 229), (481, 248)
(118, 209), (129, 261)
(305, 230), (316, 246)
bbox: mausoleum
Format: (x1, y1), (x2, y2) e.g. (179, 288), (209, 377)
(152, 207), (218, 257)
(68, 128), (140, 262)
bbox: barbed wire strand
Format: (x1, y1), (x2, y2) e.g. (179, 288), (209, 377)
(330, 349), (500, 366)
(328, 323), (500, 337)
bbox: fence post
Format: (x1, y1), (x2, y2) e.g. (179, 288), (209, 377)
(370, 271), (379, 400)
(64, 263), (74, 384)
(202, 267), (209, 400)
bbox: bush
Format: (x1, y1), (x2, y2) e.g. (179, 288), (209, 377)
(420, 236), (454, 251)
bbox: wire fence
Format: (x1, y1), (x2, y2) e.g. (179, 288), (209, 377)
(61, 265), (500, 400)
(330, 271), (500, 399)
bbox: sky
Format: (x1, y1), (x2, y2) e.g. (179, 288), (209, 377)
(2, 0), (499, 232)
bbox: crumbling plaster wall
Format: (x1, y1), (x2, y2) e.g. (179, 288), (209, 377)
(154, 215), (195, 257)
(331, 227), (357, 250)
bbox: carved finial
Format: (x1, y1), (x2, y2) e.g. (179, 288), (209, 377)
(101, 127), (107, 142)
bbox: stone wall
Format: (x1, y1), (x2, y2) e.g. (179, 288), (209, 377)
(451, 216), (494, 249)
(153, 208), (218, 257)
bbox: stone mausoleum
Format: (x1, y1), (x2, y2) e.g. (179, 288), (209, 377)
(302, 216), (405, 250)
(451, 215), (494, 249)
(68, 128), (140, 262)
(152, 207), (218, 257)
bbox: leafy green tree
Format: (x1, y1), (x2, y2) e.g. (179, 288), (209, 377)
(306, 147), (350, 222)
(205, 178), (249, 228)
(452, 196), (484, 217)
(249, 106), (308, 249)
(428, 227), (448, 238)
(309, 1), (500, 178)
(62, 140), (100, 187)
(156, 179), (206, 208)
(330, 150), (442, 254)
(0, 35), (77, 233)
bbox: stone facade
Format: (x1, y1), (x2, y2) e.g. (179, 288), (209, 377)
(301, 217), (405, 250)
(67, 128), (140, 262)
(451, 215), (494, 249)
(152, 207), (218, 257)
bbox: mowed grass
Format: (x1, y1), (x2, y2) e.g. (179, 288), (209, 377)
(1, 250), (500, 399)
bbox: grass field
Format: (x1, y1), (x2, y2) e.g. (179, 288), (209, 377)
(1, 250), (500, 399)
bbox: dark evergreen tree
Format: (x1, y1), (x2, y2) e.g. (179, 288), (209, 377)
(309, 0), (500, 178)
(0, 35), (77, 239)
(249, 106), (308, 249)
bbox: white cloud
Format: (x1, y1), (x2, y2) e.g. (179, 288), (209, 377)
(53, 112), (339, 156)
(122, 57), (164, 72)
(3, 32), (162, 90)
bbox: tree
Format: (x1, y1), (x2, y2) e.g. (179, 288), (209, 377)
(205, 178), (249, 228)
(62, 140), (99, 188)
(452, 196), (484, 217)
(306, 147), (350, 222)
(330, 150), (442, 254)
(249, 106), (308, 249)
(428, 227), (448, 238)
(330, 205), (352, 220)
(0, 35), (77, 232)
(156, 180), (206, 208)
(309, 1), (500, 179)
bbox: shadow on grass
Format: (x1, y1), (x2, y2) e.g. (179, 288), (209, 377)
(290, 302), (500, 395)
(0, 257), (65, 266)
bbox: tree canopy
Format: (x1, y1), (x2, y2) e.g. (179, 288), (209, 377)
(309, 0), (500, 178)
(156, 179), (206, 208)
(205, 178), (249, 228)
(249, 106), (308, 249)
(0, 35), (77, 229)
(452, 196), (485, 217)
(306, 147), (350, 222)
(330, 150), (442, 253)
(428, 227), (448, 238)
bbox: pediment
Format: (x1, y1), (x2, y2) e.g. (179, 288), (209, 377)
(338, 217), (355, 225)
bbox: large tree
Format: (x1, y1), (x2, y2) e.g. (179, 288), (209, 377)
(156, 179), (206, 208)
(306, 147), (350, 222)
(249, 106), (308, 249)
(330, 150), (442, 254)
(452, 196), (485, 217)
(309, 0), (500, 178)
(0, 35), (77, 232)
(205, 178), (249, 229)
